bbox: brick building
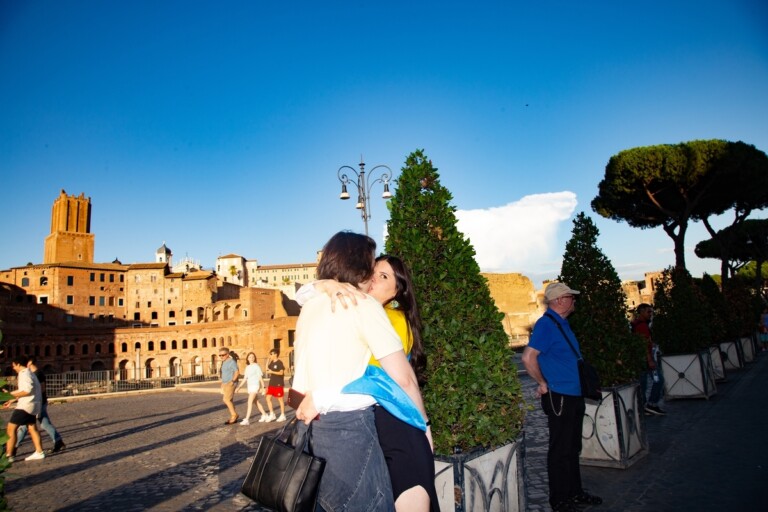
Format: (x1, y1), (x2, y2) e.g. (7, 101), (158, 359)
(0, 191), (298, 377)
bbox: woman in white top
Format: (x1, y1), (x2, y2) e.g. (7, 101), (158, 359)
(237, 352), (267, 425)
(293, 231), (430, 512)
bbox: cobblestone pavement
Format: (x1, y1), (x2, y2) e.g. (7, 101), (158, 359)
(521, 350), (768, 512)
(4, 353), (767, 511)
(3, 386), (279, 511)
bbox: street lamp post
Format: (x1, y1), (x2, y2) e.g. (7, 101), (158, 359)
(337, 158), (394, 235)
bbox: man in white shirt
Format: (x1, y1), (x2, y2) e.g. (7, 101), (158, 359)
(3, 356), (46, 461)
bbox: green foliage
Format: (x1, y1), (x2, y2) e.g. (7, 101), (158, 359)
(652, 268), (712, 353)
(723, 277), (764, 337)
(592, 140), (768, 270)
(695, 274), (733, 342)
(737, 261), (768, 281)
(695, 219), (768, 283)
(385, 150), (524, 454)
(557, 213), (645, 386)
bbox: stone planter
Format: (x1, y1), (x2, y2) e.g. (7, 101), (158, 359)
(580, 381), (647, 469)
(434, 436), (525, 512)
(740, 336), (756, 363)
(709, 345), (727, 382)
(719, 340), (744, 371)
(660, 349), (717, 400)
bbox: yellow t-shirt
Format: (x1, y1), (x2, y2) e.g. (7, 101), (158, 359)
(370, 306), (412, 366)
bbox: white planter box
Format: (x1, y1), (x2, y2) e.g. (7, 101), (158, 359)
(580, 381), (648, 469)
(660, 350), (717, 400)
(719, 341), (744, 371)
(740, 336), (756, 363)
(434, 438), (525, 512)
(709, 345), (727, 382)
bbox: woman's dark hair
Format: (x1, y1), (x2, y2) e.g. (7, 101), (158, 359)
(317, 231), (376, 286)
(377, 255), (427, 386)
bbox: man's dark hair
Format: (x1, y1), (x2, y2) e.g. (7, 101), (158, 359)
(11, 355), (29, 367)
(317, 231), (376, 286)
(269, 349), (280, 356)
(636, 303), (653, 315)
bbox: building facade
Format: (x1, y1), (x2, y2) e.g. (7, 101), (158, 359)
(0, 190), (298, 377)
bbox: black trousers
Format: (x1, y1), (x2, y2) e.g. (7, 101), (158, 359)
(541, 391), (585, 506)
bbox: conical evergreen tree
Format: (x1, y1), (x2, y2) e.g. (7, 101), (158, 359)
(558, 212), (645, 385)
(653, 267), (711, 353)
(385, 149), (524, 454)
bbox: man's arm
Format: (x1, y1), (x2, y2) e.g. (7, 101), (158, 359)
(521, 346), (548, 396)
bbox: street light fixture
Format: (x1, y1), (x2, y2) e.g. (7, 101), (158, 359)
(337, 158), (394, 235)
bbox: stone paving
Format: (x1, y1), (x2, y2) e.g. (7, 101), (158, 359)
(3, 352), (767, 511)
(523, 350), (768, 512)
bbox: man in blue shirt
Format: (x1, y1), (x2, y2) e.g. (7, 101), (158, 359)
(522, 282), (602, 512)
(219, 347), (240, 425)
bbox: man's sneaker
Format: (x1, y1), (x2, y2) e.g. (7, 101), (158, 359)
(571, 490), (603, 505)
(276, 414), (287, 422)
(52, 440), (66, 454)
(240, 419), (250, 425)
(644, 404), (666, 416)
(258, 415), (268, 423)
(265, 413), (276, 422)
(25, 451), (46, 461)
(552, 499), (579, 512)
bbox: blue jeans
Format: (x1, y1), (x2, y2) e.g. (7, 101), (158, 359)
(640, 368), (665, 407)
(16, 402), (62, 448)
(299, 408), (393, 512)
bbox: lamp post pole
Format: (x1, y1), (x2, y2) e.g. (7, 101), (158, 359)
(337, 158), (394, 236)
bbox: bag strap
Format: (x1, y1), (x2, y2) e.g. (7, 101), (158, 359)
(544, 313), (583, 361)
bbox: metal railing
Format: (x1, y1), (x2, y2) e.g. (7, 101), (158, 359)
(3, 367), (220, 398)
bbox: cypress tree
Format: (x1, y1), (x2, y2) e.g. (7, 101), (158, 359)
(558, 212), (645, 385)
(385, 149), (524, 454)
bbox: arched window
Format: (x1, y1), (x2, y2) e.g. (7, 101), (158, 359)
(192, 339), (198, 349)
(182, 339), (188, 349)
(44, 346), (51, 357)
(148, 341), (155, 351)
(68, 345), (75, 356)
(134, 342), (141, 351)
(121, 342), (128, 353)
(39, 277), (48, 286)
(82, 344), (89, 355)
(109, 343), (115, 354)
(56, 344), (63, 356)
(160, 340), (167, 351)
(95, 344), (102, 354)
(202, 338), (207, 348)
(172, 340), (178, 350)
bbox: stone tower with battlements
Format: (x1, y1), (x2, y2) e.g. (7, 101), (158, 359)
(43, 190), (94, 264)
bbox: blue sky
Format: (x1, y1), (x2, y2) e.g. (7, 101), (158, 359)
(1, 1), (767, 285)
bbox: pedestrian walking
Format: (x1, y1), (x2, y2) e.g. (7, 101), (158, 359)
(219, 347), (240, 425)
(3, 356), (46, 462)
(15, 356), (66, 453)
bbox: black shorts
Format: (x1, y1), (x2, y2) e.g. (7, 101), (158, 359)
(10, 409), (37, 426)
(374, 406), (440, 511)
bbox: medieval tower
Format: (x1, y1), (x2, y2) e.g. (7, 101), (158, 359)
(43, 189), (94, 264)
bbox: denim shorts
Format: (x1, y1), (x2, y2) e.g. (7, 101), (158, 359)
(299, 408), (394, 512)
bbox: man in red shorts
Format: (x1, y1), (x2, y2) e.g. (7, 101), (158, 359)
(263, 349), (286, 422)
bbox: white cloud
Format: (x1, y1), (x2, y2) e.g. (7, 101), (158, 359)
(456, 191), (578, 273)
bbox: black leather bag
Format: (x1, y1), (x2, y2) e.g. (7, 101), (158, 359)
(577, 359), (602, 401)
(241, 419), (326, 512)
